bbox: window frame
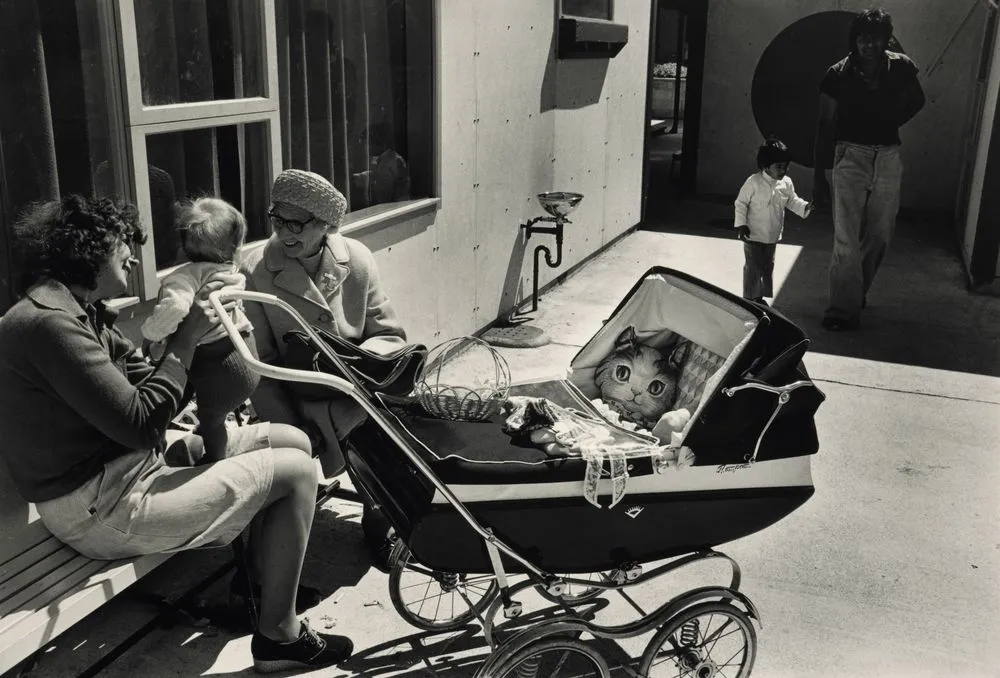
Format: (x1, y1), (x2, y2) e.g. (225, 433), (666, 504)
(116, 0), (282, 299)
(111, 0), (438, 300)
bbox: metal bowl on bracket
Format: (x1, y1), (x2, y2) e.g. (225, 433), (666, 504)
(537, 192), (584, 219)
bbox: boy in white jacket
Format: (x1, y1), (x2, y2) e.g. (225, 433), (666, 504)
(142, 198), (259, 463)
(734, 138), (813, 304)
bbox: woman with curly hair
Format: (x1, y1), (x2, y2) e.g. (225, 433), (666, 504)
(0, 195), (353, 673)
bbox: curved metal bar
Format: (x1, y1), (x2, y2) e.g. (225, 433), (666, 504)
(580, 585), (749, 640)
(723, 379), (816, 463)
(722, 379), (814, 398)
(483, 577), (547, 648)
(207, 289), (550, 579)
(208, 290), (356, 395)
(481, 550), (745, 647)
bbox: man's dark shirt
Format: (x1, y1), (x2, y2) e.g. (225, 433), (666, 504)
(820, 51), (920, 146)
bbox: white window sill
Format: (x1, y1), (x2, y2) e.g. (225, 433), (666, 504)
(339, 197), (440, 236)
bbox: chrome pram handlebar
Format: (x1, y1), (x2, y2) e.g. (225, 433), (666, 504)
(209, 290), (356, 396)
(207, 289), (549, 580)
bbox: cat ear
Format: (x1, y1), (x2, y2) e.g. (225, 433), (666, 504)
(667, 339), (691, 370)
(615, 326), (638, 349)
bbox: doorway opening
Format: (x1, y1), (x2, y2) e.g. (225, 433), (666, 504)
(643, 0), (706, 223)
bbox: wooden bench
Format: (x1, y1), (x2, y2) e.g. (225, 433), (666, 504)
(0, 431), (187, 675)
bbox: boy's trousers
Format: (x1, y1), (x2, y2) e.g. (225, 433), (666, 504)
(743, 241), (777, 300)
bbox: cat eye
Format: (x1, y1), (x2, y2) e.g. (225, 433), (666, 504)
(614, 365), (631, 381)
(648, 380), (665, 396)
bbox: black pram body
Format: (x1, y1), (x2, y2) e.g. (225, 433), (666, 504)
(343, 268), (824, 575)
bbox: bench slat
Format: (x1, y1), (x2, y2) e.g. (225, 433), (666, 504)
(0, 552), (169, 675)
(0, 538), (76, 601)
(0, 554), (100, 622)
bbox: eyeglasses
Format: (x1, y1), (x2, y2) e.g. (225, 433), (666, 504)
(268, 208), (314, 235)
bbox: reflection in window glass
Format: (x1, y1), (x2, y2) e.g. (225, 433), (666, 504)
(0, 0), (126, 309)
(134, 0), (264, 106)
(145, 123), (271, 268)
(562, 0), (613, 20)
(275, 0), (434, 212)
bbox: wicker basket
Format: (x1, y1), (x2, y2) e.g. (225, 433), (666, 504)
(413, 384), (505, 422)
(414, 337), (511, 422)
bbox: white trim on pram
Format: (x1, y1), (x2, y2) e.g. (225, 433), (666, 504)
(429, 454), (813, 504)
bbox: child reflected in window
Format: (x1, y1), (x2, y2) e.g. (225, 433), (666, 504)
(352, 121), (411, 207)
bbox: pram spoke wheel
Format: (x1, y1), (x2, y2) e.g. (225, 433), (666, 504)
(489, 636), (610, 678)
(639, 602), (757, 678)
(388, 541), (499, 631)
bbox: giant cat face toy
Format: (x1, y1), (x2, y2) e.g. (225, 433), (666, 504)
(594, 326), (688, 429)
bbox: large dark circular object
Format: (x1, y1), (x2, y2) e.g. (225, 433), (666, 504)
(751, 11), (904, 169)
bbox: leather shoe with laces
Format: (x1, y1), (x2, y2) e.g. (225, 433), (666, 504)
(251, 618), (353, 673)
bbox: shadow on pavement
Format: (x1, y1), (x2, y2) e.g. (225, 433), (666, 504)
(641, 198), (1000, 378)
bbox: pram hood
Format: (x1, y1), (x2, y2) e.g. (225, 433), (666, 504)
(568, 267), (825, 465)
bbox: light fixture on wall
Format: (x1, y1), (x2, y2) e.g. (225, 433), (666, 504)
(482, 192), (584, 349)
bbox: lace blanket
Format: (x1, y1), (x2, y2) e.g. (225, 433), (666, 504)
(502, 396), (694, 508)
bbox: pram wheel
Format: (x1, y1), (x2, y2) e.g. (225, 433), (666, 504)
(639, 601), (757, 678)
(388, 540), (499, 631)
(489, 637), (610, 678)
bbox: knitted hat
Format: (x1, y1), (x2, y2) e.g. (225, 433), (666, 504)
(270, 169), (347, 227)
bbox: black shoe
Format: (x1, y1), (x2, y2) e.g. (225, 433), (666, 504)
(230, 575), (324, 615)
(251, 619), (353, 674)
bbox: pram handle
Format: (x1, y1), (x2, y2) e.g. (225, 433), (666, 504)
(207, 289), (551, 580)
(207, 290), (356, 396)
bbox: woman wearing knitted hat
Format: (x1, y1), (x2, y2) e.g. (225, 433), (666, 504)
(242, 169), (407, 566)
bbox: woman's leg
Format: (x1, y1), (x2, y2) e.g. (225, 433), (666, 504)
(247, 423), (313, 583)
(254, 446), (319, 641)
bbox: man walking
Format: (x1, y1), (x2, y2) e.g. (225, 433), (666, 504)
(813, 8), (925, 331)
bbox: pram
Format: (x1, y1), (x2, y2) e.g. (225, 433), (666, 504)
(210, 267), (824, 678)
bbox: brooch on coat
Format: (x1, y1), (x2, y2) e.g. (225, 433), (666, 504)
(319, 272), (339, 294)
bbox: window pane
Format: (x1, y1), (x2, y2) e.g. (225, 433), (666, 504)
(0, 0), (127, 309)
(562, 0), (613, 20)
(134, 0), (265, 106)
(275, 0), (434, 213)
(145, 122), (271, 268)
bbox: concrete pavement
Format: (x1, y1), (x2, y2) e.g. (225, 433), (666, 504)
(16, 201), (1000, 678)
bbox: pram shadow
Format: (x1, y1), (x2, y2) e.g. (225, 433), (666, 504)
(340, 598), (623, 677)
(302, 504), (374, 590)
